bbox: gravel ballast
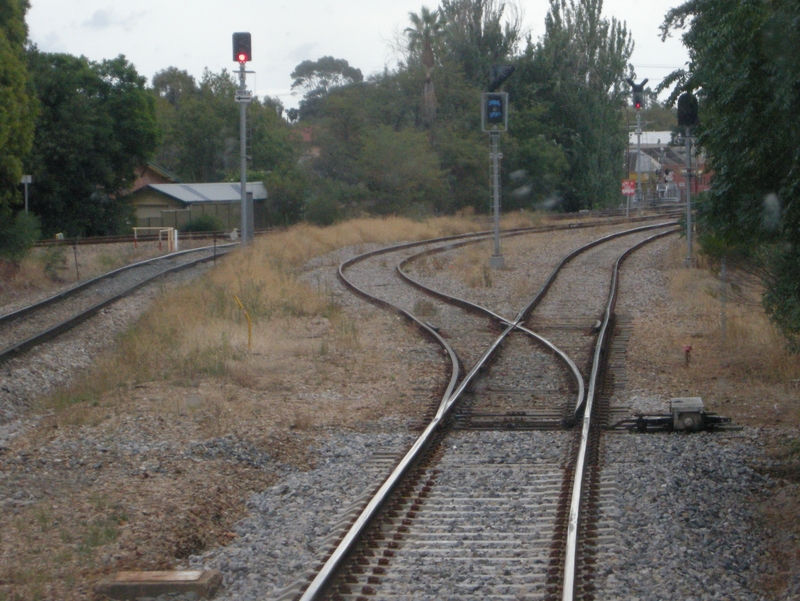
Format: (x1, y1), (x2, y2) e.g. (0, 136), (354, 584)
(1, 224), (798, 600)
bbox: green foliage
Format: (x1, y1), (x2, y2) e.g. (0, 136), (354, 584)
(0, 207), (39, 263)
(37, 245), (66, 280)
(156, 68), (238, 182)
(358, 125), (448, 215)
(264, 168), (307, 226)
(180, 214), (224, 232)
(510, 0), (633, 211)
(662, 0), (800, 348)
(304, 193), (341, 226)
(290, 56), (363, 97)
(0, 0), (37, 212)
(25, 50), (158, 236)
(439, 0), (523, 86)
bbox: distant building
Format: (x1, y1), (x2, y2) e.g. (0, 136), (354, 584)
(626, 131), (710, 202)
(131, 163), (181, 191)
(127, 182), (268, 230)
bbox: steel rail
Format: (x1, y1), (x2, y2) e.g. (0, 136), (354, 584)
(0, 250), (231, 364)
(396, 221), (677, 414)
(561, 227), (679, 601)
(300, 222), (676, 600)
(0, 243), (236, 325)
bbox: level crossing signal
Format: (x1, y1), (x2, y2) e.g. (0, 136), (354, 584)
(233, 32), (251, 63)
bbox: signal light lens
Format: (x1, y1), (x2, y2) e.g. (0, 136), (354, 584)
(237, 53), (247, 63)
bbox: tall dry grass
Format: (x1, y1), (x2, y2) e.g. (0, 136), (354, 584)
(666, 240), (800, 386)
(41, 214), (537, 415)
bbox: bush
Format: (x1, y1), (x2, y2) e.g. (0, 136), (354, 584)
(180, 214), (225, 233)
(0, 208), (41, 264)
(304, 194), (341, 226)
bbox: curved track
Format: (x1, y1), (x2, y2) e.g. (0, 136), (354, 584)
(276, 222), (677, 601)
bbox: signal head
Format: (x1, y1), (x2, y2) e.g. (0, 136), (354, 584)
(232, 32), (252, 63)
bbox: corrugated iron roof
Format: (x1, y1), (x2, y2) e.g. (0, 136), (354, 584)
(145, 182), (267, 204)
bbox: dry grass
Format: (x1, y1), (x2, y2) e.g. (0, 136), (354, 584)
(35, 215), (500, 419)
(667, 242), (800, 387)
(0, 241), (208, 312)
(626, 238), (800, 430)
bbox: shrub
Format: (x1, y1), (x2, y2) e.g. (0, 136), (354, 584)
(180, 214), (225, 233)
(0, 208), (41, 264)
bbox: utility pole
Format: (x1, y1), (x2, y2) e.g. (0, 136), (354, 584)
(233, 32), (253, 245)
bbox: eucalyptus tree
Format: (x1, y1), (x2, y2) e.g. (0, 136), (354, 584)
(290, 56), (363, 119)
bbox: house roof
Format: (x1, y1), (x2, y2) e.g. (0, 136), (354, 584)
(140, 163), (182, 183)
(141, 182), (268, 204)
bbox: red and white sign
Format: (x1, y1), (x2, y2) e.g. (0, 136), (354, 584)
(621, 179), (636, 196)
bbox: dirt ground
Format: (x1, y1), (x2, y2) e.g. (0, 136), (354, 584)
(1, 232), (799, 600)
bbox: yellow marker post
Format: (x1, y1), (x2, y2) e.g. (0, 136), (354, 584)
(232, 294), (252, 350)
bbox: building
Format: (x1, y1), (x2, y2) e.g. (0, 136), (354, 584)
(128, 182), (268, 230)
(626, 130), (711, 203)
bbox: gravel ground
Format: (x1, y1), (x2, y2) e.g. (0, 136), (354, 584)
(1, 224), (798, 600)
(183, 229), (799, 600)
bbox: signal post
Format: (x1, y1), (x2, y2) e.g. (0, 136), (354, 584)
(482, 65), (514, 270)
(233, 32), (253, 244)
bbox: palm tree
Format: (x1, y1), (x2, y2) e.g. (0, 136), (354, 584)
(405, 6), (445, 127)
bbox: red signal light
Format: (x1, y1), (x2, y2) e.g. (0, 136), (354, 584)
(232, 32), (251, 63)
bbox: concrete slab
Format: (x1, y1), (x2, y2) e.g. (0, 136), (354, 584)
(95, 570), (222, 600)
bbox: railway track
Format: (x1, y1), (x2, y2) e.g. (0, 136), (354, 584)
(274, 222), (677, 601)
(0, 244), (232, 364)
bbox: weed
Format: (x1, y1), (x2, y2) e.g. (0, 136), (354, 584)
(37, 246), (66, 281)
(78, 518), (119, 554)
(483, 265), (493, 288)
(413, 299), (437, 317)
(33, 507), (50, 531)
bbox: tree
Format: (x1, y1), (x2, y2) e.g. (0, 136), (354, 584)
(290, 56), (363, 119)
(152, 67), (197, 106)
(440, 0), (523, 87)
(513, 0), (633, 211)
(661, 0), (800, 349)
(358, 125), (448, 214)
(25, 51), (158, 236)
(0, 0), (37, 212)
(405, 6), (446, 126)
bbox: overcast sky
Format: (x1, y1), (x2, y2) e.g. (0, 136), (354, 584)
(27, 0), (689, 108)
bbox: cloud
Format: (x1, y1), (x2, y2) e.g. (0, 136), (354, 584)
(286, 42), (318, 64)
(83, 8), (146, 32)
(84, 9), (113, 29)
